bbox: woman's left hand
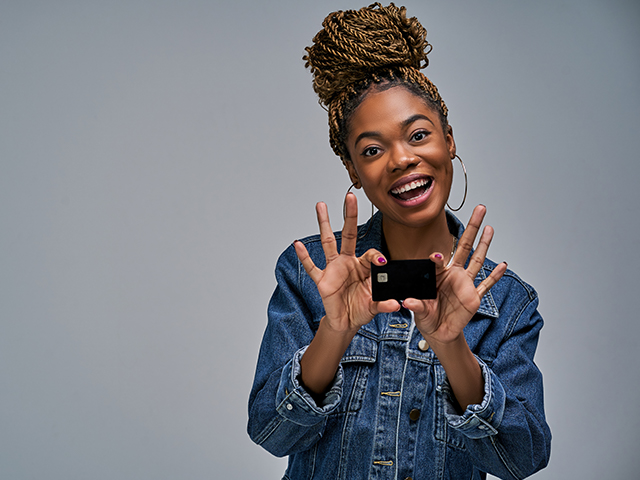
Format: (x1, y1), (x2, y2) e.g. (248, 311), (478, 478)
(403, 205), (507, 346)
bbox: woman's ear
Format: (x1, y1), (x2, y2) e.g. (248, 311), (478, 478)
(345, 161), (361, 188)
(447, 125), (457, 159)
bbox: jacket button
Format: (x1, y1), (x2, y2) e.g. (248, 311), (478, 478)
(409, 408), (421, 421)
(418, 339), (429, 351)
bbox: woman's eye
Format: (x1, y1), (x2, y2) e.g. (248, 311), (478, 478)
(362, 146), (380, 157)
(411, 131), (428, 142)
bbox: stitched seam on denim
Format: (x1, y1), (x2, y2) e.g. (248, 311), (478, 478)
(296, 250), (303, 293)
(394, 313), (414, 479)
(502, 268), (537, 300)
(342, 356), (376, 363)
(338, 365), (366, 478)
(253, 415), (284, 445)
(309, 441), (318, 479)
(490, 435), (524, 480)
(477, 266), (499, 318)
(505, 294), (536, 339)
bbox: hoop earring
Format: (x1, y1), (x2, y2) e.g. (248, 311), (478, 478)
(446, 155), (468, 212)
(343, 183), (375, 239)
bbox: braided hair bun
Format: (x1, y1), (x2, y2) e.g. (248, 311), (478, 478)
(304, 3), (448, 164)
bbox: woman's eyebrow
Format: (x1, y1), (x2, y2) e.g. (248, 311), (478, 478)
(354, 114), (436, 146)
(353, 113), (433, 146)
(354, 130), (381, 147)
(401, 113), (434, 129)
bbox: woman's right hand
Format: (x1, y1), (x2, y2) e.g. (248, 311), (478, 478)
(294, 193), (400, 336)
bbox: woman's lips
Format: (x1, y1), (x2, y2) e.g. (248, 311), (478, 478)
(389, 175), (433, 207)
(389, 173), (431, 193)
(389, 175), (434, 205)
(390, 177), (431, 196)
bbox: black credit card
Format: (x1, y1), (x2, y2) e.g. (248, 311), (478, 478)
(371, 259), (436, 301)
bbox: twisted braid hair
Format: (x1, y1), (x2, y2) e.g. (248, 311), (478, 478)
(304, 3), (448, 167)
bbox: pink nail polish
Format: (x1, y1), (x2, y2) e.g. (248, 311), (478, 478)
(435, 254), (443, 260)
(378, 257), (386, 264)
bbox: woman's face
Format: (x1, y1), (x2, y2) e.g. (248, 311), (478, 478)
(345, 85), (456, 230)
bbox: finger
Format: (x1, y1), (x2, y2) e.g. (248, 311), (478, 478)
(453, 204), (486, 267)
(293, 240), (323, 284)
(371, 299), (401, 314)
(316, 202), (339, 262)
(466, 225), (494, 279)
(477, 261), (507, 298)
(340, 192), (359, 256)
(402, 298), (431, 315)
(429, 251), (446, 272)
(358, 248), (387, 275)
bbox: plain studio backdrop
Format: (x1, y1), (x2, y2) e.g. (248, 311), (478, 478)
(1, 0), (639, 478)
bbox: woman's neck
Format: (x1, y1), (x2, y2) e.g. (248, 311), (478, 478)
(382, 211), (453, 261)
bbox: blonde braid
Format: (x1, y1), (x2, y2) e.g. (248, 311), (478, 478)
(304, 3), (448, 167)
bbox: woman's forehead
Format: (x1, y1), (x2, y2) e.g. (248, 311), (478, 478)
(349, 86), (441, 134)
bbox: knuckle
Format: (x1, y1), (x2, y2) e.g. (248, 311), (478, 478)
(342, 230), (357, 241)
(321, 235), (334, 245)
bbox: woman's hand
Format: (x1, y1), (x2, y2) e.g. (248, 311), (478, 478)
(294, 193), (400, 335)
(404, 205), (507, 346)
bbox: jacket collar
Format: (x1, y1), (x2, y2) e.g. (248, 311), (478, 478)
(356, 210), (499, 319)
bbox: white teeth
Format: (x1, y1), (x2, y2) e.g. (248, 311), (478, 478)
(391, 178), (429, 195)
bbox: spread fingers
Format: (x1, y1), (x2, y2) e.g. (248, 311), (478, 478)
(466, 225), (494, 279)
(476, 262), (508, 298)
(453, 205), (486, 267)
(293, 240), (323, 284)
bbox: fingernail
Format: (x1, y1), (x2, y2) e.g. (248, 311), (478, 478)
(503, 261), (508, 267)
(435, 254), (443, 260)
(378, 257), (386, 264)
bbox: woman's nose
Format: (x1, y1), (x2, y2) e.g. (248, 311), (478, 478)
(388, 144), (419, 172)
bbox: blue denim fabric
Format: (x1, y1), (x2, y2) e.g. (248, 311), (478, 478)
(248, 211), (551, 480)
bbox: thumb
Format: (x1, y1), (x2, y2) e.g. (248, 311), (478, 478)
(402, 298), (431, 316)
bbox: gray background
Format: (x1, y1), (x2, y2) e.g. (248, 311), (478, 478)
(1, 0), (639, 478)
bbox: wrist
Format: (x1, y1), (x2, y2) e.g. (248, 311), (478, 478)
(320, 315), (360, 339)
(421, 328), (465, 348)
(425, 333), (468, 360)
(300, 316), (356, 397)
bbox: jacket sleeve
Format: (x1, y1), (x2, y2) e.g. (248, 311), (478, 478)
(247, 244), (342, 457)
(441, 276), (552, 479)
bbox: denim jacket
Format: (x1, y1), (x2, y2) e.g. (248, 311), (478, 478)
(248, 212), (551, 480)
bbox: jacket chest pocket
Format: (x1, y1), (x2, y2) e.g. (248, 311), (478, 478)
(331, 334), (377, 414)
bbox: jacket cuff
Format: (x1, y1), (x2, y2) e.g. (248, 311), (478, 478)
(275, 346), (343, 426)
(442, 355), (506, 439)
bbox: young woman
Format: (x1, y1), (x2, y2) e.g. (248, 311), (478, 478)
(248, 4), (551, 479)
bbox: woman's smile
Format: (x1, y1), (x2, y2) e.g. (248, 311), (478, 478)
(389, 173), (434, 206)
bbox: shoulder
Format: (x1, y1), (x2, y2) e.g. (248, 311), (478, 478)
(479, 257), (542, 332)
(272, 239), (326, 322)
(273, 233), (330, 287)
(483, 257), (538, 303)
